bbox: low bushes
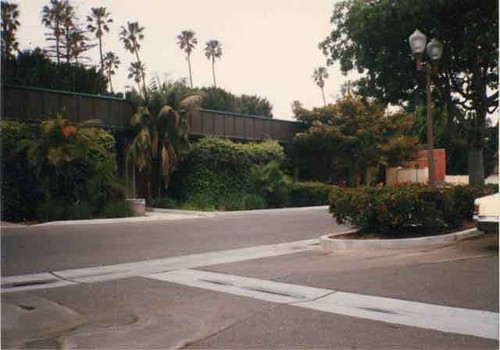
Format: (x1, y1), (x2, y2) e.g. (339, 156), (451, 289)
(329, 184), (497, 235)
(1, 118), (131, 222)
(288, 182), (340, 207)
(167, 137), (341, 211)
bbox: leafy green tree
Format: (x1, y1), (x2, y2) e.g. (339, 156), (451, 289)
(120, 21), (146, 94)
(294, 97), (419, 185)
(86, 7), (113, 72)
(103, 51), (120, 92)
(204, 39), (222, 87)
(319, 0), (498, 185)
(1, 1), (20, 58)
(200, 87), (273, 117)
(177, 30), (197, 88)
(312, 67), (328, 106)
(3, 48), (107, 93)
(126, 84), (202, 199)
(42, 0), (67, 63)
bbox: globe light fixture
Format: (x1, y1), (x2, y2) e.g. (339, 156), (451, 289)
(408, 29), (443, 185)
(426, 38), (443, 61)
(409, 29), (427, 55)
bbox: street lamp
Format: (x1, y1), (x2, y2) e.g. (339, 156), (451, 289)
(409, 29), (443, 185)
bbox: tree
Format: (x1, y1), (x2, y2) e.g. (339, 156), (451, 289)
(42, 0), (67, 64)
(103, 51), (120, 93)
(294, 97), (419, 185)
(312, 67), (328, 106)
(127, 61), (146, 92)
(204, 39), (222, 88)
(126, 85), (202, 199)
(120, 21), (146, 95)
(1, 1), (20, 58)
(319, 0), (498, 185)
(87, 7), (112, 72)
(3, 48), (107, 93)
(177, 30), (197, 88)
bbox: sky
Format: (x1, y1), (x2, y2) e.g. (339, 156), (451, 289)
(14, 0), (361, 121)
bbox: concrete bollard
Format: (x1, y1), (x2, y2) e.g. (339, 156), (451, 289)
(126, 198), (146, 216)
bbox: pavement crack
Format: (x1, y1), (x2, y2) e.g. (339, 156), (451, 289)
(288, 290), (339, 305)
(49, 272), (82, 284)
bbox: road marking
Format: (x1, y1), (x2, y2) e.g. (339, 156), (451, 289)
(1, 238), (318, 293)
(147, 269), (499, 340)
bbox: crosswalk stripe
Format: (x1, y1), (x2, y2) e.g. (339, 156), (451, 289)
(147, 269), (499, 341)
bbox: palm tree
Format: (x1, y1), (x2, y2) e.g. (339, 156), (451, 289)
(128, 61), (146, 92)
(127, 89), (202, 199)
(86, 7), (113, 72)
(204, 40), (222, 88)
(1, 1), (20, 58)
(313, 67), (329, 106)
(176, 30), (197, 88)
(42, 0), (69, 63)
(120, 21), (146, 94)
(103, 51), (120, 93)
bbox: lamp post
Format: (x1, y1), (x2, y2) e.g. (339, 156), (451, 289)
(409, 29), (443, 185)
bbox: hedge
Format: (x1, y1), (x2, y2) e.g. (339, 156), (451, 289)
(329, 184), (497, 235)
(288, 182), (340, 207)
(1, 119), (130, 222)
(168, 137), (285, 210)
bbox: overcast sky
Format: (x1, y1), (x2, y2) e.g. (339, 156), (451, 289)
(15, 0), (359, 120)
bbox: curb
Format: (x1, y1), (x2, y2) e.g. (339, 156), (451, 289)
(320, 228), (484, 251)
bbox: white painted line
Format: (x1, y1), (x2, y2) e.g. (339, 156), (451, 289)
(146, 269), (499, 340)
(1, 239), (318, 292)
(1, 272), (76, 293)
(147, 269), (332, 304)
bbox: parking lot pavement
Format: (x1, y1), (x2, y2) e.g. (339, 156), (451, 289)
(199, 233), (498, 312)
(2, 234), (497, 349)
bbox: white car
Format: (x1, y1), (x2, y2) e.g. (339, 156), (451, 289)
(473, 193), (499, 233)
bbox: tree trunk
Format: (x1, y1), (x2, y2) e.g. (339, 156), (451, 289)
(188, 53), (193, 88)
(212, 56), (217, 88)
(108, 70), (114, 93)
(468, 148), (484, 186)
(134, 50), (147, 96)
(99, 36), (104, 72)
(321, 87), (326, 106)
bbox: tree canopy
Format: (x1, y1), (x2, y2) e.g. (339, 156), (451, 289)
(320, 0), (498, 184)
(293, 97), (419, 186)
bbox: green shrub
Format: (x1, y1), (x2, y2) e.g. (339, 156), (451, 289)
(169, 137), (285, 210)
(1, 121), (44, 220)
(250, 160), (291, 208)
(288, 182), (341, 207)
(329, 184), (495, 235)
(101, 200), (133, 218)
(1, 119), (124, 222)
(147, 197), (177, 209)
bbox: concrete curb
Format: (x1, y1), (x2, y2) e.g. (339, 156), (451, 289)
(320, 228), (484, 251)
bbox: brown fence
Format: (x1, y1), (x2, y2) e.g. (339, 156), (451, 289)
(1, 85), (304, 141)
(1, 85), (134, 128)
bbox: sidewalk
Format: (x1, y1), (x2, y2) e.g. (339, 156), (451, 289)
(1, 208), (215, 228)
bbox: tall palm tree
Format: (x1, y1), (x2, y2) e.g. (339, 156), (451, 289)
(86, 7), (113, 72)
(204, 40), (222, 88)
(176, 30), (197, 88)
(127, 90), (202, 199)
(103, 51), (120, 93)
(128, 61), (146, 92)
(120, 21), (146, 94)
(42, 0), (69, 64)
(1, 1), (20, 58)
(313, 67), (329, 106)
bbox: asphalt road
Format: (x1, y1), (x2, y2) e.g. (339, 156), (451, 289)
(1, 207), (498, 349)
(1, 207), (343, 276)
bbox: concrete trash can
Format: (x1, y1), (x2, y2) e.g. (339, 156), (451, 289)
(126, 198), (146, 216)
